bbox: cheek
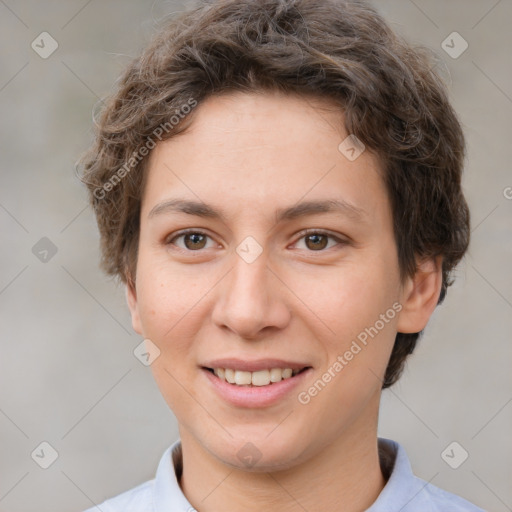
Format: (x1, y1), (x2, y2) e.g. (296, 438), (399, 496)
(136, 246), (196, 326)
(292, 248), (400, 400)
(298, 311), (397, 429)
(135, 260), (204, 408)
(292, 257), (399, 342)
(134, 250), (218, 378)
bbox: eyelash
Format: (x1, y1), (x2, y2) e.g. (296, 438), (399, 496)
(165, 228), (347, 253)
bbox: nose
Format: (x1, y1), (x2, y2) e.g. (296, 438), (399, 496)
(211, 250), (291, 340)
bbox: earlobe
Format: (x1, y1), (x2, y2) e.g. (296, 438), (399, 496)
(125, 277), (143, 335)
(396, 256), (443, 334)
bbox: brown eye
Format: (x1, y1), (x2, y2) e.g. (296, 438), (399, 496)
(294, 230), (346, 252)
(167, 230), (215, 251)
(305, 233), (329, 250)
(183, 233), (207, 250)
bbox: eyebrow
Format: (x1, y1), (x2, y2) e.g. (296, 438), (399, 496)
(148, 198), (368, 223)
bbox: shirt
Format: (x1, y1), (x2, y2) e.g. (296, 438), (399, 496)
(83, 437), (486, 511)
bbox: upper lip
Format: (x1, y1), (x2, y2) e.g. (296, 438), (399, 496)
(201, 358), (311, 372)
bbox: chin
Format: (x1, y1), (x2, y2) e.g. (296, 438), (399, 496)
(207, 431), (311, 473)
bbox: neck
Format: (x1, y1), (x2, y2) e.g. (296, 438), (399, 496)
(178, 401), (386, 511)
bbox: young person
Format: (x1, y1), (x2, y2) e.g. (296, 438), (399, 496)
(79, 0), (484, 510)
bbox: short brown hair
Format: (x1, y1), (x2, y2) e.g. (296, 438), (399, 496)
(78, 0), (470, 388)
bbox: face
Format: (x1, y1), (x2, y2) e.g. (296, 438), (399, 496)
(127, 90), (415, 471)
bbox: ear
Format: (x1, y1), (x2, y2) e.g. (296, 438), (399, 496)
(396, 255), (443, 334)
(125, 275), (143, 336)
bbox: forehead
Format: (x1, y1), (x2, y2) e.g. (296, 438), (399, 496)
(141, 91), (388, 224)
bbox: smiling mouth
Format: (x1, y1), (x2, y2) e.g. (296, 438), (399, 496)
(203, 366), (311, 387)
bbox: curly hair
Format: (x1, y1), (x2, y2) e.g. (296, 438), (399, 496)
(78, 0), (470, 388)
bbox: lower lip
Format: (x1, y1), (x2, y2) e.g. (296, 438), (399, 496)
(201, 368), (312, 408)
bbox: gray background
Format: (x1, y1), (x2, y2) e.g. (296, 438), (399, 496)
(0, 0), (511, 511)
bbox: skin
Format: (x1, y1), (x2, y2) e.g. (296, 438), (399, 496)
(126, 90), (442, 512)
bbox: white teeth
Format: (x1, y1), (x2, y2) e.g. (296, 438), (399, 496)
(282, 368), (293, 379)
(211, 367), (302, 386)
(269, 368), (282, 382)
(224, 368), (236, 383)
(234, 371), (252, 385)
(251, 370), (270, 386)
